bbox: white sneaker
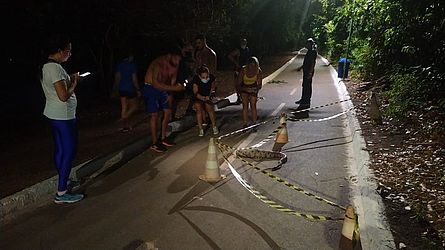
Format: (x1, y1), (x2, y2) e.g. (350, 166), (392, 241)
(213, 126), (219, 135)
(198, 129), (204, 137)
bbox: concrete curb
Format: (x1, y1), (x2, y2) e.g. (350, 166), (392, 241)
(323, 55), (396, 249)
(0, 52), (299, 223)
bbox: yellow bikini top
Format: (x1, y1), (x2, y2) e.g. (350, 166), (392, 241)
(243, 68), (258, 85)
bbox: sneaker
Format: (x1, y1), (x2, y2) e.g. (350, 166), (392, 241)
(150, 142), (167, 153)
(295, 99), (302, 104)
(296, 104), (310, 111)
(54, 193), (84, 204)
(213, 126), (219, 135)
(161, 138), (176, 147)
(198, 129), (204, 137)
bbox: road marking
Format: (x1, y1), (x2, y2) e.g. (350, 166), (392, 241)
(290, 88), (297, 96)
(271, 103), (286, 117)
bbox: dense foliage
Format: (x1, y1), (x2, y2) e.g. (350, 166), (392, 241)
(309, 0), (445, 116)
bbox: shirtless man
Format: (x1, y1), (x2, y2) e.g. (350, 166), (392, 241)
(228, 38), (251, 104)
(194, 34), (217, 74)
(142, 48), (185, 152)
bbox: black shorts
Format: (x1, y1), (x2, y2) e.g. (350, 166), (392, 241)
(119, 90), (137, 98)
(240, 83), (258, 96)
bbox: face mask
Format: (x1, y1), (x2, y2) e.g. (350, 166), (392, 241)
(200, 78), (209, 83)
(240, 45), (247, 49)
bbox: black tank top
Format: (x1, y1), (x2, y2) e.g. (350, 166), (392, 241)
(192, 74), (216, 96)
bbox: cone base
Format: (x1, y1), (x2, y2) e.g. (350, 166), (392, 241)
(199, 174), (226, 183)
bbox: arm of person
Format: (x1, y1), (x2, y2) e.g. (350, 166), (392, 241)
(54, 74), (78, 102)
(257, 70), (263, 89)
(227, 48), (240, 68)
(207, 51), (217, 74)
(238, 69), (245, 86)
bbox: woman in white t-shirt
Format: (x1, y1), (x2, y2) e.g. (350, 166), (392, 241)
(41, 35), (84, 204)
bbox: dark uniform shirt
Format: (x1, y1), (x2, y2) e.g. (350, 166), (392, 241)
(303, 49), (317, 76)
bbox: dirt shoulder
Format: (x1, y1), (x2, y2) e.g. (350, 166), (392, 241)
(344, 80), (445, 249)
(1, 52), (297, 199)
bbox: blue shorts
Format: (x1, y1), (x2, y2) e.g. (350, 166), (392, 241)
(142, 84), (169, 113)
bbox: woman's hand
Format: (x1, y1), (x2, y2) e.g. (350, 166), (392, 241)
(70, 72), (80, 83)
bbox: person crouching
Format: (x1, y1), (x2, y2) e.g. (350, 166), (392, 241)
(192, 65), (219, 136)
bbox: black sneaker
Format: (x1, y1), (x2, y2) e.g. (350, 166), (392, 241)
(150, 142), (167, 153)
(161, 138), (176, 147)
(295, 99), (302, 104)
(296, 104), (310, 111)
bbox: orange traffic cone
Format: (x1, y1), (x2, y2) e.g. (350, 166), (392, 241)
(279, 113), (287, 126)
(199, 138), (225, 183)
(275, 125), (289, 144)
(339, 206), (361, 250)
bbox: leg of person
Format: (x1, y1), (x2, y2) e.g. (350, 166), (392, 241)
(49, 119), (63, 188)
(205, 102), (218, 135)
(167, 94), (176, 121)
(120, 96), (128, 120)
(250, 95), (258, 123)
(126, 95), (139, 119)
(299, 74), (312, 108)
(202, 109), (208, 126)
(50, 119), (84, 204)
(143, 84), (166, 152)
(241, 92), (250, 127)
(160, 91), (176, 147)
(195, 102), (204, 136)
(250, 94), (259, 132)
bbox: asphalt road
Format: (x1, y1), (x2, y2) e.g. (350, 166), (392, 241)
(1, 55), (355, 250)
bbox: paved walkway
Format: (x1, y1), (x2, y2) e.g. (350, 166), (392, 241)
(1, 53), (394, 249)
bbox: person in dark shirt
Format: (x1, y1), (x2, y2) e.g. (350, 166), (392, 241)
(228, 38), (252, 104)
(192, 65), (219, 137)
(115, 55), (140, 129)
(295, 38), (317, 110)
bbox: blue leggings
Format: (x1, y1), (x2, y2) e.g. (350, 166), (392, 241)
(49, 119), (78, 192)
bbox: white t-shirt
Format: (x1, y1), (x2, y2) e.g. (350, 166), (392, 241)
(41, 62), (77, 120)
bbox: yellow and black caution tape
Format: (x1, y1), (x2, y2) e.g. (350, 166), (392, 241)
(290, 99), (351, 114)
(216, 140), (345, 210)
(210, 99), (353, 214)
(221, 150), (343, 221)
(287, 107), (353, 122)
